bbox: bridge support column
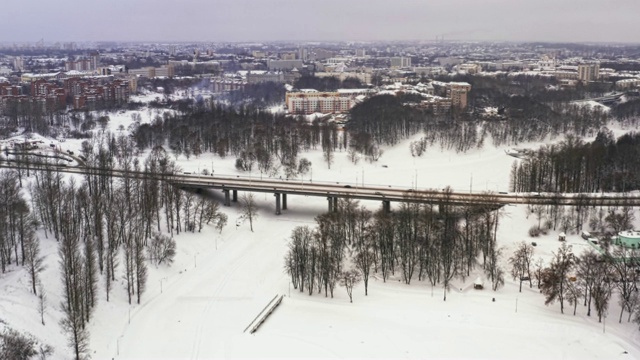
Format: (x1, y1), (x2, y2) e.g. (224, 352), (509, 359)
(274, 193), (282, 215)
(333, 197), (338, 212)
(382, 200), (391, 214)
(223, 189), (231, 207)
(232, 190), (238, 202)
(327, 197), (334, 212)
(282, 194), (287, 210)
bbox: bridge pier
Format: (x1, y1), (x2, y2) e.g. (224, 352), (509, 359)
(382, 200), (391, 214)
(223, 189), (231, 206)
(327, 197), (337, 212)
(282, 194), (287, 210)
(274, 193), (282, 215)
(232, 190), (238, 202)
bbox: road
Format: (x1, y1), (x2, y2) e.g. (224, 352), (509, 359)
(2, 160), (640, 207)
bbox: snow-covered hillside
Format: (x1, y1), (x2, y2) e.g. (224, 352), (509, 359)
(1, 114), (640, 359)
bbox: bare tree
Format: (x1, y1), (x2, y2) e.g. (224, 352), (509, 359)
(576, 250), (599, 316)
(0, 329), (38, 360)
(38, 282), (46, 326)
(339, 269), (362, 303)
(609, 248), (638, 323)
(240, 193), (258, 232)
(566, 279), (584, 316)
(508, 242), (534, 292)
(149, 232), (176, 266)
(540, 243), (574, 314)
(215, 213), (228, 234)
(591, 260), (614, 323)
(23, 228), (45, 295)
(353, 207), (373, 295)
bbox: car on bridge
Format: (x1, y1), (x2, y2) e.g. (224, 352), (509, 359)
(343, 185), (352, 188)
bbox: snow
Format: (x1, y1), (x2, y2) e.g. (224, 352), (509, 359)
(2, 117), (640, 359)
(571, 100), (611, 113)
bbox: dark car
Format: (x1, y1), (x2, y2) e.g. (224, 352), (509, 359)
(375, 191), (383, 195)
(344, 185), (352, 188)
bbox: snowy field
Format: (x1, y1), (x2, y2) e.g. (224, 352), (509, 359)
(1, 114), (640, 359)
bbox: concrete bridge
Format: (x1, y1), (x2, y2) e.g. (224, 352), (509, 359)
(2, 161), (640, 214)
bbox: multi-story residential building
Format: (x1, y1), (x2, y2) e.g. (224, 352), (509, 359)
(267, 59), (304, 71)
(211, 79), (246, 93)
(13, 57), (24, 71)
(447, 82), (472, 110)
(154, 65), (175, 78)
(616, 78), (640, 89)
(578, 63), (600, 82)
(391, 57), (411, 68)
(280, 52), (297, 60)
(286, 91), (356, 115)
(0, 82), (21, 96)
(128, 67), (156, 78)
(414, 96), (452, 115)
(128, 65), (174, 78)
(65, 59), (93, 71)
(315, 71), (372, 85)
(456, 63), (482, 74)
(245, 70), (300, 84)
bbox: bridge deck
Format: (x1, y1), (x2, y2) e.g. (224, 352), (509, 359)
(2, 161), (640, 207)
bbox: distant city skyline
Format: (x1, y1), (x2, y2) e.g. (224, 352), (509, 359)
(1, 0), (639, 44)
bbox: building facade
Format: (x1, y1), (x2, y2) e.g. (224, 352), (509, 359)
(391, 57), (412, 68)
(286, 91), (356, 115)
(447, 82), (472, 109)
(578, 63), (600, 82)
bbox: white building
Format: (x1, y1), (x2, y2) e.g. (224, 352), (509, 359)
(286, 91), (356, 115)
(391, 57), (411, 68)
(578, 63), (600, 82)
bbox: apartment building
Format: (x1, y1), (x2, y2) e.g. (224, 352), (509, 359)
(578, 63), (600, 82)
(447, 82), (472, 110)
(391, 57), (411, 68)
(267, 59), (304, 71)
(286, 91), (355, 115)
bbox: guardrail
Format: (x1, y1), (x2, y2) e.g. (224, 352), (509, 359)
(243, 294), (284, 334)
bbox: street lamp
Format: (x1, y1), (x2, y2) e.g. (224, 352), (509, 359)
(160, 277), (167, 294)
(117, 335), (123, 356)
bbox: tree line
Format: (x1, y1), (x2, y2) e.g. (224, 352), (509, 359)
(284, 191), (506, 302)
(510, 129), (640, 193)
(0, 132), (228, 359)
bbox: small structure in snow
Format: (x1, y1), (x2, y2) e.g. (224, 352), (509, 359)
(558, 232), (566, 241)
(474, 277), (484, 290)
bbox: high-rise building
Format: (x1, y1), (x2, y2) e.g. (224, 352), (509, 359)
(447, 82), (472, 110)
(13, 57), (24, 71)
(390, 57), (411, 68)
(578, 63), (599, 82)
(90, 52), (100, 70)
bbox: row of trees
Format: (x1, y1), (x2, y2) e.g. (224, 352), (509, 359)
(284, 191), (506, 302)
(510, 130), (640, 193)
(540, 243), (640, 325)
(1, 132), (228, 359)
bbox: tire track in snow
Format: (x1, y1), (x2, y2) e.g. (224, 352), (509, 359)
(190, 242), (257, 360)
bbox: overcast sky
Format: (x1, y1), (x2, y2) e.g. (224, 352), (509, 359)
(2, 0), (638, 43)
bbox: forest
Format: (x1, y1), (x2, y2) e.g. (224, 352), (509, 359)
(0, 132), (228, 360)
(283, 193), (640, 324)
(284, 190), (505, 301)
(2, 72), (640, 358)
(510, 129), (640, 193)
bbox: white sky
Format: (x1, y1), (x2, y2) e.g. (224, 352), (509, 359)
(1, 0), (639, 43)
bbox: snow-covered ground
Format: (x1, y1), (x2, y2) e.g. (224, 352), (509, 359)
(2, 114), (640, 359)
